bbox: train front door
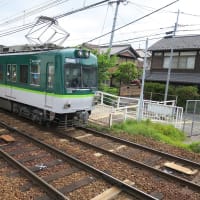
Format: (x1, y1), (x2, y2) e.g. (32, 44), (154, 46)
(45, 63), (55, 108)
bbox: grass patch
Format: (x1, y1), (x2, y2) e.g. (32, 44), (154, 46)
(112, 119), (199, 152)
(89, 120), (200, 153)
(188, 142), (200, 153)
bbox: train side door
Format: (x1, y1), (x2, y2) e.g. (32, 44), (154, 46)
(45, 63), (55, 108)
(5, 64), (16, 99)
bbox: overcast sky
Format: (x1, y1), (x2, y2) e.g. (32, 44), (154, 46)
(0, 0), (199, 49)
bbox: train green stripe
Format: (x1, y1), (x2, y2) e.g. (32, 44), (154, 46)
(0, 84), (94, 98)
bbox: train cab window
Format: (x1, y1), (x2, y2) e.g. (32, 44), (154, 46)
(20, 65), (28, 84)
(82, 66), (97, 88)
(7, 64), (17, 82)
(65, 64), (81, 88)
(47, 63), (54, 89)
(0, 64), (3, 80)
(30, 63), (40, 86)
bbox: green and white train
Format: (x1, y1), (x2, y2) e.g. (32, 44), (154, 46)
(0, 45), (97, 127)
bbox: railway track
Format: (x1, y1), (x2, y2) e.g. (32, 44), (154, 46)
(0, 111), (200, 199)
(53, 127), (200, 196)
(76, 127), (200, 184)
(0, 121), (156, 200)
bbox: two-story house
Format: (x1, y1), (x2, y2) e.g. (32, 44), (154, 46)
(146, 35), (200, 89)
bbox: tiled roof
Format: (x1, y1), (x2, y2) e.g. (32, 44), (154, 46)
(135, 49), (151, 58)
(145, 71), (200, 84)
(149, 35), (200, 51)
(82, 43), (139, 58)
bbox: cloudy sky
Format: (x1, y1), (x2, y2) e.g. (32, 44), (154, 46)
(0, 0), (199, 49)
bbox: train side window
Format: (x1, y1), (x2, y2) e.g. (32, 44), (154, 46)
(7, 64), (17, 82)
(30, 63), (40, 86)
(0, 64), (3, 80)
(20, 65), (28, 84)
(47, 63), (54, 89)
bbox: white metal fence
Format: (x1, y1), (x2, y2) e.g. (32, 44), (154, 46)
(90, 91), (183, 128)
(142, 101), (183, 129)
(183, 100), (200, 136)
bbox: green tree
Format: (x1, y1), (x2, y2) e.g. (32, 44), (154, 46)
(93, 50), (118, 89)
(115, 61), (138, 84)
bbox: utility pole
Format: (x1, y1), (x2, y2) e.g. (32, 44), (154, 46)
(108, 0), (127, 51)
(137, 38), (148, 121)
(164, 10), (180, 102)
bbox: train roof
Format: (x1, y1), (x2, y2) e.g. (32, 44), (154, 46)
(0, 43), (64, 54)
(0, 44), (97, 62)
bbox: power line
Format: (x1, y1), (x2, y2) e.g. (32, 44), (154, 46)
(180, 11), (200, 17)
(99, 32), (166, 45)
(0, 0), (71, 26)
(83, 0), (179, 44)
(54, 0), (109, 19)
(97, 29), (200, 46)
(0, 0), (110, 38)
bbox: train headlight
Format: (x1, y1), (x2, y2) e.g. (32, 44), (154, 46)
(77, 50), (83, 57)
(75, 50), (90, 58)
(84, 51), (90, 58)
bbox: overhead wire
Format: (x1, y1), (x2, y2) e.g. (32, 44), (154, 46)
(98, 28), (200, 46)
(1, 0), (200, 46)
(0, 0), (71, 26)
(98, 3), (110, 45)
(82, 0), (179, 44)
(0, 0), (110, 38)
(54, 0), (109, 19)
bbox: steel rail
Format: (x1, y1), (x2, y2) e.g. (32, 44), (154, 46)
(80, 127), (200, 168)
(0, 148), (69, 200)
(0, 121), (157, 200)
(57, 129), (200, 192)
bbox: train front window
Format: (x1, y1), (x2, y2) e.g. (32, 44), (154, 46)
(82, 66), (97, 88)
(65, 64), (81, 88)
(65, 64), (97, 89)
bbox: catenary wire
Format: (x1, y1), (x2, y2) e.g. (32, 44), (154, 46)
(0, 0), (110, 38)
(82, 0), (179, 44)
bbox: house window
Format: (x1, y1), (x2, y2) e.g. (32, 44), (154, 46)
(179, 52), (196, 69)
(163, 51), (196, 69)
(163, 52), (178, 69)
(154, 52), (162, 56)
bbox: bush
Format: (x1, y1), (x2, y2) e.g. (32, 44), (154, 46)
(176, 86), (199, 108)
(144, 82), (200, 109)
(144, 82), (176, 102)
(101, 86), (118, 96)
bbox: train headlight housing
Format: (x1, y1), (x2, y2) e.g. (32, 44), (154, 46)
(75, 50), (90, 58)
(64, 103), (71, 109)
(84, 51), (90, 58)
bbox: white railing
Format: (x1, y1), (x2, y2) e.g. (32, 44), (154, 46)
(142, 101), (183, 129)
(96, 91), (139, 108)
(108, 105), (137, 127)
(91, 91), (183, 129)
